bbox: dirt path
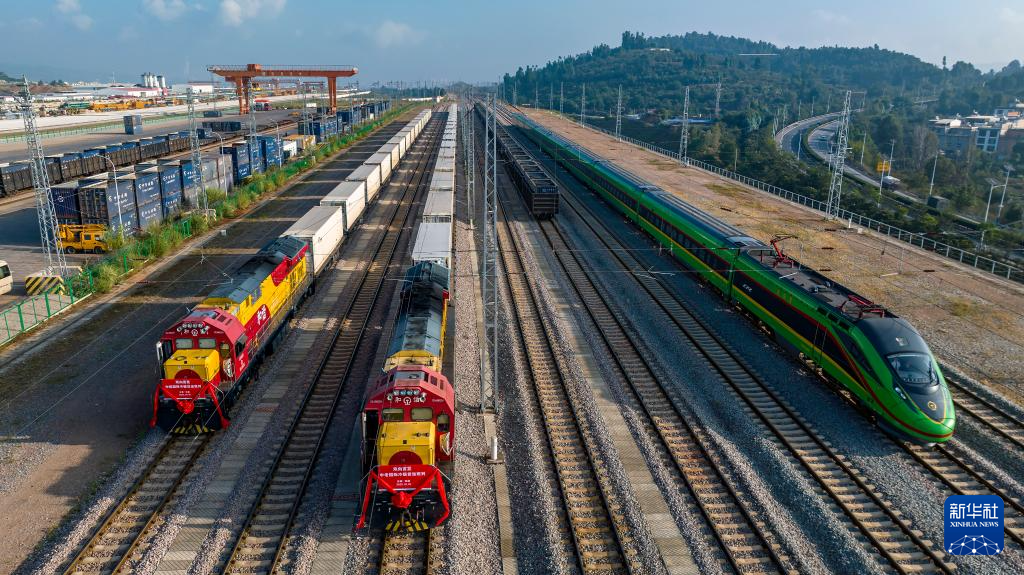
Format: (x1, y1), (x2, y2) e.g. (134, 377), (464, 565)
(524, 109), (1024, 394)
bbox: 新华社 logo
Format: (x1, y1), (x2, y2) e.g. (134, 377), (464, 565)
(944, 495), (1003, 556)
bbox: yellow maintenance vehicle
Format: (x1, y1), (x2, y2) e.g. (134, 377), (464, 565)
(58, 224), (108, 254)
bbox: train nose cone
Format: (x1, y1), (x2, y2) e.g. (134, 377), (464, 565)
(907, 387), (946, 422)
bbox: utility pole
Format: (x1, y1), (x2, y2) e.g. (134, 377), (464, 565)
(997, 166), (1012, 220)
(247, 80), (258, 169)
(715, 80), (722, 118)
(20, 78), (68, 278)
(615, 84), (623, 140)
(481, 95), (498, 413)
(825, 90), (852, 219)
(549, 84), (553, 110)
(512, 80), (517, 106)
(678, 85), (690, 164)
(186, 87), (207, 216)
(826, 92), (832, 113)
(860, 131), (867, 164)
(879, 139), (895, 199)
(534, 85), (538, 109)
(580, 83), (586, 125)
(810, 97), (815, 116)
(559, 82), (564, 116)
(928, 148), (939, 200)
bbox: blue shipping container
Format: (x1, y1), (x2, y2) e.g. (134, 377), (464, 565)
(79, 182), (138, 231)
(136, 200), (163, 230)
(233, 161), (251, 183)
(50, 182), (81, 225)
(132, 170), (161, 205)
(160, 186), (183, 219)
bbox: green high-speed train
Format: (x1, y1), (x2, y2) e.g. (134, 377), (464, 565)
(518, 112), (955, 444)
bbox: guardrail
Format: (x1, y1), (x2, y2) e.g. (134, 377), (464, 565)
(0, 287), (89, 347)
(575, 120), (1024, 284)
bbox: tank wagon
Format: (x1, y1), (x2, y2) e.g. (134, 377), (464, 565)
(514, 107), (955, 444)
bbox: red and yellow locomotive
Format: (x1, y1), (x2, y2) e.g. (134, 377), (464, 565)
(152, 236), (310, 433)
(357, 261), (454, 532)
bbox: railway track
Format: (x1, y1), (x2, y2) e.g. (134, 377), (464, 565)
(538, 159), (954, 573)
(220, 112), (444, 574)
(56, 117), (415, 575)
(62, 436), (210, 575)
(519, 195), (792, 573)
(362, 529), (441, 575)
(495, 192), (636, 574)
(945, 374), (1024, 453)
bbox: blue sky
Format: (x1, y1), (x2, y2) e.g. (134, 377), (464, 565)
(1, 0), (1022, 85)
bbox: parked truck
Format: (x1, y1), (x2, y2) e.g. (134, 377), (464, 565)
(58, 224), (108, 254)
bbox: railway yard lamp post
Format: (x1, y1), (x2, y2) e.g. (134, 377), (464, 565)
(101, 155), (125, 238)
(984, 171), (1009, 224)
(928, 149), (941, 200)
(997, 165), (1013, 221)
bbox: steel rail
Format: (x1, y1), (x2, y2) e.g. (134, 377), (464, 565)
(222, 111), (443, 573)
(495, 193), (634, 574)
(61, 436), (210, 575)
(535, 144), (954, 574)
(533, 208), (790, 574)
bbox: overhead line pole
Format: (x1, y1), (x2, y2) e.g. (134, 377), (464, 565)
(825, 90), (853, 219)
(580, 83), (586, 126)
(186, 87), (208, 217)
(481, 95), (498, 413)
(20, 78), (68, 278)
(615, 84), (623, 140)
(678, 85), (690, 164)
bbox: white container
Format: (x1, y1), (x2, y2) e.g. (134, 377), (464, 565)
(388, 135), (407, 159)
(282, 205), (346, 276)
(423, 189), (454, 223)
(321, 180), (367, 231)
(435, 156), (455, 173)
(281, 140), (298, 160)
(411, 222), (452, 268)
(430, 171), (454, 192)
(346, 163), (382, 202)
(366, 152), (393, 184)
(377, 142), (401, 170)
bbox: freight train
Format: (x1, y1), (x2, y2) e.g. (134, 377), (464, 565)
(512, 106), (956, 444)
(474, 102), (559, 219)
(356, 261), (453, 532)
(356, 104), (458, 533)
(152, 108), (434, 433)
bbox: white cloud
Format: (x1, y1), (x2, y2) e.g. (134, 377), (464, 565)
(71, 12), (93, 30)
(144, 0), (189, 20)
(811, 9), (850, 25)
(219, 0), (286, 26)
(374, 20), (423, 49)
(55, 0), (92, 30)
(56, 0), (81, 13)
(1001, 7), (1024, 24)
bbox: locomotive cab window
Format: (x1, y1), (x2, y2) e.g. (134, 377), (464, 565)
(199, 338), (217, 349)
(411, 407), (433, 422)
(887, 353), (937, 389)
(175, 338), (194, 349)
(382, 408), (404, 422)
(437, 413), (450, 432)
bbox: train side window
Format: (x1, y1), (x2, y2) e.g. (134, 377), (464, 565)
(411, 407), (433, 422)
(437, 413), (450, 432)
(382, 408), (404, 422)
(175, 338), (194, 349)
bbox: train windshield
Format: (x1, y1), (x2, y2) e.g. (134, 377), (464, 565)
(887, 353), (937, 388)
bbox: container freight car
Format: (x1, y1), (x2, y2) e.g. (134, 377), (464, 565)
(282, 205), (346, 276)
(202, 120), (245, 132)
(50, 181), (82, 225)
(321, 180), (366, 230)
(411, 222), (453, 268)
(346, 164), (382, 203)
